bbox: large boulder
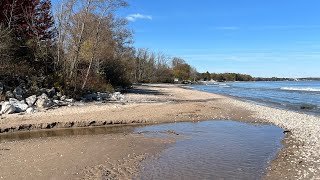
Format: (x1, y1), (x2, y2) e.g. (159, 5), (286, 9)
(0, 102), (16, 114)
(36, 93), (52, 109)
(13, 86), (25, 100)
(25, 95), (37, 107)
(9, 98), (28, 113)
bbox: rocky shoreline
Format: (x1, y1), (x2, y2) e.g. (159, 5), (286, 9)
(0, 84), (319, 179)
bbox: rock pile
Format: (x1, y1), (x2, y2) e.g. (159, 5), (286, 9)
(0, 86), (125, 115)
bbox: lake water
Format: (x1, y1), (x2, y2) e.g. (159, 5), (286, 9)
(192, 81), (320, 115)
(138, 121), (283, 180)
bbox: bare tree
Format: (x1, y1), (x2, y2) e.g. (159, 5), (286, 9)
(54, 0), (131, 92)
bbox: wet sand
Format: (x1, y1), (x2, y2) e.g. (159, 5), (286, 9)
(0, 131), (175, 179)
(0, 84), (319, 179)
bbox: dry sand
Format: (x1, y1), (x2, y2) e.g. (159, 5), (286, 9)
(0, 84), (319, 179)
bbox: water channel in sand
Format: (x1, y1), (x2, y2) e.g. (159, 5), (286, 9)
(0, 120), (283, 179)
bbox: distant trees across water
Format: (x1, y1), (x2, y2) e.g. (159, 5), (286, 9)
(198, 72), (254, 82)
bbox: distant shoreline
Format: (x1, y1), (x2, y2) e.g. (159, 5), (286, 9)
(191, 81), (320, 116)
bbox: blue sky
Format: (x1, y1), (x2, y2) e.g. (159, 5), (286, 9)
(52, 0), (320, 78)
(122, 0), (320, 78)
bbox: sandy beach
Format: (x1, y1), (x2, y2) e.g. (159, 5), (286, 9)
(0, 84), (319, 179)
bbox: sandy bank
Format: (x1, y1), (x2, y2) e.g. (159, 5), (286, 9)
(0, 84), (319, 179)
(0, 84), (253, 133)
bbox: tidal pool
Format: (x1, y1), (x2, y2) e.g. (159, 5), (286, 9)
(137, 120), (284, 180)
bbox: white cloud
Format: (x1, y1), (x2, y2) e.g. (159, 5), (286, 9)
(126, 13), (152, 22)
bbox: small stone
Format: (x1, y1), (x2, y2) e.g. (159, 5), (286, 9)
(65, 98), (75, 103)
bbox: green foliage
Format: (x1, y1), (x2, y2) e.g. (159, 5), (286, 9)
(172, 58), (191, 81)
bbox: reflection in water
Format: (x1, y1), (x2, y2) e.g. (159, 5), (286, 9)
(137, 121), (284, 180)
(0, 125), (141, 142)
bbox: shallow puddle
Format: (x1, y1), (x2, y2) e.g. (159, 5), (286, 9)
(0, 125), (139, 142)
(137, 120), (284, 180)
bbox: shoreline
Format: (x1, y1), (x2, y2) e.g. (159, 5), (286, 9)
(0, 84), (319, 179)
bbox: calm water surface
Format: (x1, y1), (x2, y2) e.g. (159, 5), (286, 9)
(138, 121), (283, 180)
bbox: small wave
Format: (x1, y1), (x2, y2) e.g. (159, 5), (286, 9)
(280, 87), (320, 92)
(218, 83), (230, 88)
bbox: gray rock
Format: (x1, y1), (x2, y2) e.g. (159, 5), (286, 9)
(39, 93), (48, 99)
(25, 95), (37, 107)
(47, 87), (56, 98)
(53, 100), (68, 106)
(0, 82), (3, 95)
(36, 88), (47, 97)
(110, 92), (125, 101)
(0, 102), (16, 114)
(84, 93), (97, 101)
(60, 95), (66, 101)
(97, 92), (108, 101)
(52, 95), (59, 100)
(5, 91), (14, 99)
(56, 92), (62, 97)
(13, 86), (25, 100)
(65, 98), (75, 103)
(36, 93), (52, 109)
(9, 98), (28, 112)
(26, 107), (36, 114)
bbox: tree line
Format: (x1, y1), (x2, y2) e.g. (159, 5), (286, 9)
(198, 72), (254, 82)
(0, 0), (198, 98)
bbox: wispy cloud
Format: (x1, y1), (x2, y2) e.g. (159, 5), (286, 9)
(126, 13), (152, 22)
(252, 25), (320, 30)
(214, 26), (239, 30)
